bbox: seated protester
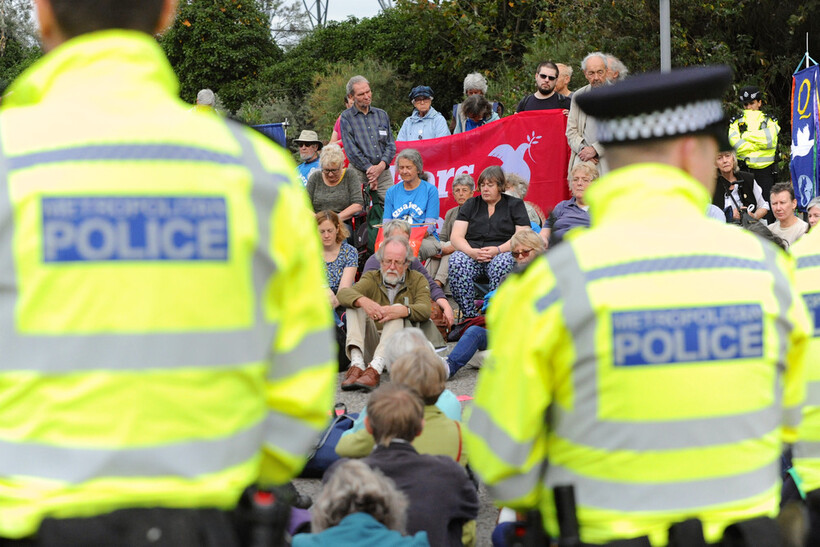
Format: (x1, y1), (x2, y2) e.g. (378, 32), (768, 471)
(712, 149), (769, 223)
(807, 196), (820, 230)
(448, 166), (529, 318)
(384, 149), (442, 262)
(768, 181), (809, 248)
(504, 173), (545, 229)
(317, 211), (358, 310)
(294, 130), (323, 186)
(428, 174), (476, 291)
(342, 328), (462, 446)
(337, 346), (466, 467)
(359, 385), (479, 547)
(365, 219), (455, 331)
(293, 459), (428, 547)
(477, 228), (546, 322)
(540, 162), (598, 248)
(453, 72), (501, 134)
(307, 144), (364, 223)
(460, 93), (496, 132)
(338, 237), (432, 391)
(397, 86), (450, 141)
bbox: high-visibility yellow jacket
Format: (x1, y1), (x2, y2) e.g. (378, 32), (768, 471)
(791, 230), (820, 493)
(0, 31), (336, 538)
(465, 163), (809, 546)
(728, 109), (780, 169)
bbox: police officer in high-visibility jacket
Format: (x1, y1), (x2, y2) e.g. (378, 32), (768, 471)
(0, 0), (335, 542)
(465, 66), (810, 546)
(728, 85), (780, 223)
(791, 231), (820, 543)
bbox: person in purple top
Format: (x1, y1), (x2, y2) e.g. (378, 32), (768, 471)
(540, 162), (599, 248)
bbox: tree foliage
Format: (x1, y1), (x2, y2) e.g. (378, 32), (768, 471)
(160, 0), (282, 111)
(0, 0), (41, 85)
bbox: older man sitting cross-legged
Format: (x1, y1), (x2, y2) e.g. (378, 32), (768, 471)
(338, 236), (431, 391)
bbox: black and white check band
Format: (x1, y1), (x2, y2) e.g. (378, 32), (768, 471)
(595, 99), (724, 143)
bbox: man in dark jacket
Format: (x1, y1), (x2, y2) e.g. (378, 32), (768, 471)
(363, 385), (479, 546)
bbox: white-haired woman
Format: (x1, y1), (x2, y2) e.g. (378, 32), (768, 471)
(306, 144), (364, 223)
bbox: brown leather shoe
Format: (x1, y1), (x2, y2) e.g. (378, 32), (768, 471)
(341, 366), (364, 391)
(353, 366), (380, 391)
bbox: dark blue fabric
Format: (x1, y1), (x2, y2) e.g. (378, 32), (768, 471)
(447, 326), (487, 377)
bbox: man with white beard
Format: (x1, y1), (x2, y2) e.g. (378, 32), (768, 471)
(338, 236), (432, 391)
(566, 51), (610, 173)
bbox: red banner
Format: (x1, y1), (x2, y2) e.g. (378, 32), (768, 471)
(391, 110), (571, 218)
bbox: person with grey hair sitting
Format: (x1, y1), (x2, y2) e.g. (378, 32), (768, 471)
(363, 219), (454, 334)
(453, 72), (501, 134)
(428, 174), (475, 292)
(383, 149), (441, 262)
(306, 143), (364, 223)
(293, 459), (428, 546)
(337, 346), (465, 467)
(338, 236), (432, 391)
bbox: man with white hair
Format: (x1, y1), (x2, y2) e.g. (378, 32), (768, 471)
(338, 236), (432, 391)
(191, 88), (215, 114)
(565, 51), (609, 173)
(606, 54), (629, 83)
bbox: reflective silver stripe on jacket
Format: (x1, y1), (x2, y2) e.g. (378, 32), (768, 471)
(540, 241), (789, 501)
(0, 123), (328, 479)
(0, 124), (333, 378)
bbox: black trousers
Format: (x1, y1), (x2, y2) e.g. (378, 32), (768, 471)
(0, 508), (241, 547)
(749, 165), (776, 224)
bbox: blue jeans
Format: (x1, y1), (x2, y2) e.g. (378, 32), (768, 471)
(447, 326), (487, 377)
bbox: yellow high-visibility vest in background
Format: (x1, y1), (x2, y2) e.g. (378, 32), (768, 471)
(791, 230), (820, 493)
(0, 30), (336, 539)
(465, 164), (810, 546)
(728, 109), (780, 169)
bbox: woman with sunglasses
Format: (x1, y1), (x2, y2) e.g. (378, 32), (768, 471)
(306, 143), (364, 223)
(540, 162), (599, 248)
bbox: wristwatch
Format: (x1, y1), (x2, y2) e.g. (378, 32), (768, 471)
(406, 306), (412, 318)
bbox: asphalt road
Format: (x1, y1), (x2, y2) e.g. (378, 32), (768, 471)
(292, 351), (500, 546)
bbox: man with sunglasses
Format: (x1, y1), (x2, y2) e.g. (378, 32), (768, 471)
(516, 61), (570, 113)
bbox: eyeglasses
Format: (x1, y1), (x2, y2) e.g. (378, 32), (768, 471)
(538, 74), (557, 81)
(323, 168), (341, 174)
(585, 69), (605, 77)
(381, 259), (406, 267)
(297, 143), (316, 148)
(413, 97), (431, 102)
(511, 248), (534, 259)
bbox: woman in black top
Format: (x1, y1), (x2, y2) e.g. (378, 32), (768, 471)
(448, 166), (530, 317)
